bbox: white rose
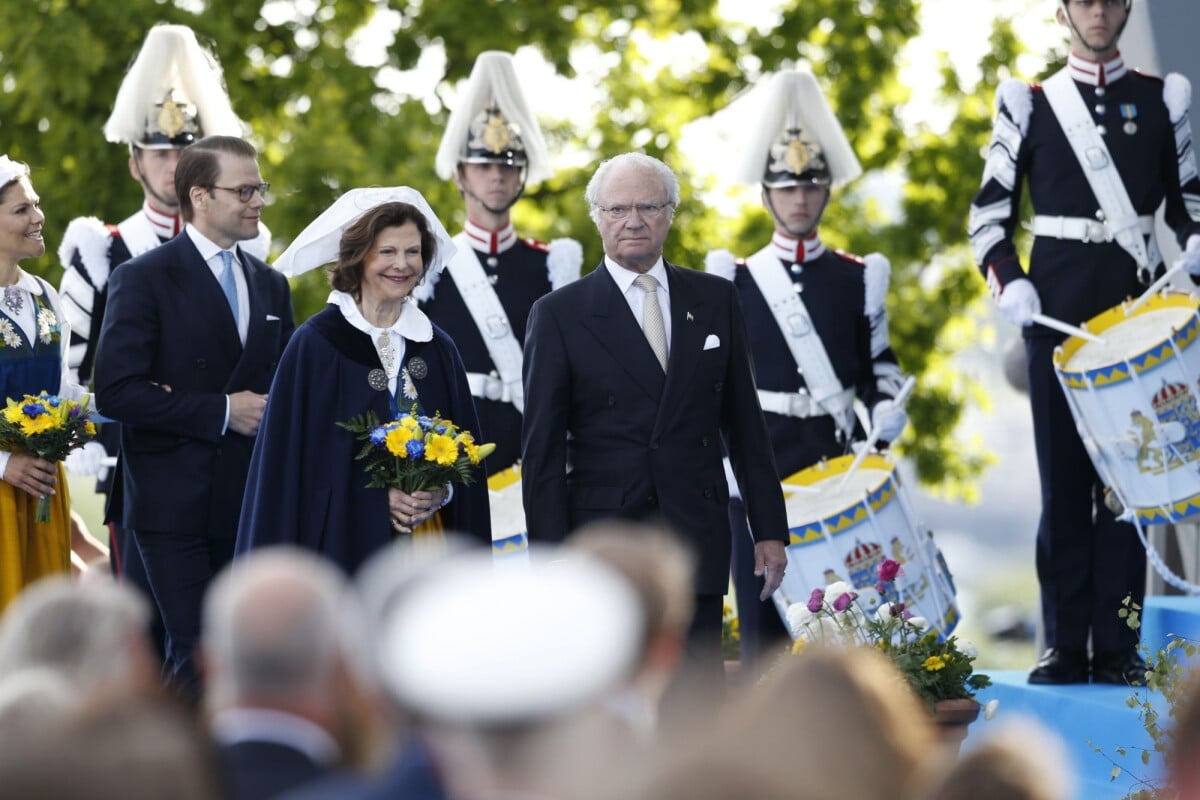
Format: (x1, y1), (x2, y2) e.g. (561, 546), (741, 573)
(957, 638), (979, 659)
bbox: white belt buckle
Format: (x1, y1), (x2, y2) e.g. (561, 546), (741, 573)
(789, 394), (809, 417)
(1084, 221), (1110, 243)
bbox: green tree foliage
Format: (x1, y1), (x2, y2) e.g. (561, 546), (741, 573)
(0, 1), (1027, 492)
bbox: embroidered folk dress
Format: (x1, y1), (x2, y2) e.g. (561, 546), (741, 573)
(0, 271), (76, 611)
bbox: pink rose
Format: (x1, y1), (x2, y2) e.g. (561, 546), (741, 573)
(832, 591), (856, 612)
(878, 559), (902, 582)
(807, 588), (825, 613)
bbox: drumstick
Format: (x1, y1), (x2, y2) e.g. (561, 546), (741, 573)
(1125, 261), (1185, 317)
(1031, 313), (1106, 345)
(834, 375), (917, 492)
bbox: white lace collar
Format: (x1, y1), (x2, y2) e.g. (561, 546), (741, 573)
(328, 290), (433, 343)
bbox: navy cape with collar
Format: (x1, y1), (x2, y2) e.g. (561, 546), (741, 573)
(235, 305), (491, 573)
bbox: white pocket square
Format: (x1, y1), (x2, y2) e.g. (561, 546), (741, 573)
(703, 334), (721, 350)
(265, 314), (280, 322)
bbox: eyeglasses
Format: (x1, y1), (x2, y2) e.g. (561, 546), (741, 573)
(209, 182), (270, 203)
(594, 202), (675, 221)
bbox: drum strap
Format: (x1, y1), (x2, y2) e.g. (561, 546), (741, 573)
(116, 210), (162, 260)
(745, 246), (854, 434)
(1042, 69), (1161, 274)
(445, 231), (525, 413)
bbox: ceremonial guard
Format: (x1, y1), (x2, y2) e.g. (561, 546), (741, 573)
(707, 69), (907, 666)
(58, 24), (269, 584)
(417, 51), (582, 499)
(968, 0), (1200, 684)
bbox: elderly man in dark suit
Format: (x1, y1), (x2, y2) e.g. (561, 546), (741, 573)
(94, 135), (294, 697)
(521, 152), (788, 692)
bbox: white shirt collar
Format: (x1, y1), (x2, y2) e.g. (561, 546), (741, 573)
(462, 218), (518, 255)
(604, 256), (668, 296)
(771, 231), (825, 264)
(327, 290), (432, 344)
(209, 708), (340, 766)
(185, 224), (239, 264)
(1068, 51), (1127, 87)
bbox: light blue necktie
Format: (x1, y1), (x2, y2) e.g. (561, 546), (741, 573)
(218, 250), (239, 328)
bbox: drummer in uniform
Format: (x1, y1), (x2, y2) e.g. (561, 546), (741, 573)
(58, 24), (269, 592)
(417, 51), (582, 531)
(706, 69), (908, 667)
(968, 0), (1200, 684)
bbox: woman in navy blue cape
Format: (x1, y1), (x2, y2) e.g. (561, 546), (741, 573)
(236, 190), (490, 573)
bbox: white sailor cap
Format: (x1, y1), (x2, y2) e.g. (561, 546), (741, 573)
(435, 51), (553, 185)
(272, 186), (457, 278)
(376, 546), (643, 726)
(104, 24), (244, 150)
(736, 67), (862, 190)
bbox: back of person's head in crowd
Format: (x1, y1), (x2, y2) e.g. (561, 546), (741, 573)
(723, 645), (933, 799)
(0, 668), (77, 735)
(0, 576), (156, 696)
(202, 547), (362, 715)
(1170, 669), (1200, 799)
(0, 691), (223, 800)
(376, 545), (643, 799)
(915, 718), (1069, 800)
(566, 521), (694, 715)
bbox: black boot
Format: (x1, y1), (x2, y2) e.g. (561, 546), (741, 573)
(1028, 647), (1089, 684)
(1091, 648), (1147, 686)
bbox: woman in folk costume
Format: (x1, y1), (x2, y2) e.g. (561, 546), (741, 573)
(0, 157), (87, 609)
(236, 188), (491, 573)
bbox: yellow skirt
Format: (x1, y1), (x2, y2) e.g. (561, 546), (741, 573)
(0, 464), (72, 613)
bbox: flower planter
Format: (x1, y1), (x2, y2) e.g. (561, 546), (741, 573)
(932, 698), (981, 756)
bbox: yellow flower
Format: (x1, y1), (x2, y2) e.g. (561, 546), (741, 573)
(20, 413), (56, 436)
(923, 655), (947, 672)
(463, 441), (483, 464)
(84, 420), (97, 436)
(424, 433), (458, 465)
(399, 415), (421, 431)
(385, 426), (415, 457)
(454, 431), (475, 446)
(3, 405), (22, 424)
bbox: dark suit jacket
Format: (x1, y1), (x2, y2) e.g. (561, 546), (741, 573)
(94, 233), (294, 537)
(521, 261), (787, 594)
(219, 739), (330, 800)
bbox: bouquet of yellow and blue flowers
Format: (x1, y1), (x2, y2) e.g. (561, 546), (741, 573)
(0, 392), (97, 522)
(337, 406), (495, 495)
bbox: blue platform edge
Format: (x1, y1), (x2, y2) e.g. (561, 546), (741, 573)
(962, 596), (1200, 800)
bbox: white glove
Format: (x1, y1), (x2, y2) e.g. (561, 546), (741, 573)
(871, 399), (908, 442)
(1181, 234), (1200, 277)
(64, 441), (108, 478)
(996, 278), (1041, 327)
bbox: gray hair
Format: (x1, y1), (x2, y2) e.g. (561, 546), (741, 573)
(0, 669), (77, 733)
(585, 152), (681, 225)
(202, 548), (356, 708)
(0, 577), (151, 691)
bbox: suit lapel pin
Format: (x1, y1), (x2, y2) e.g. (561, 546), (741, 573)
(686, 311), (694, 321)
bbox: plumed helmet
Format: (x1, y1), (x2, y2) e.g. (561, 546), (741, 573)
(435, 51), (553, 185)
(104, 24), (245, 150)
